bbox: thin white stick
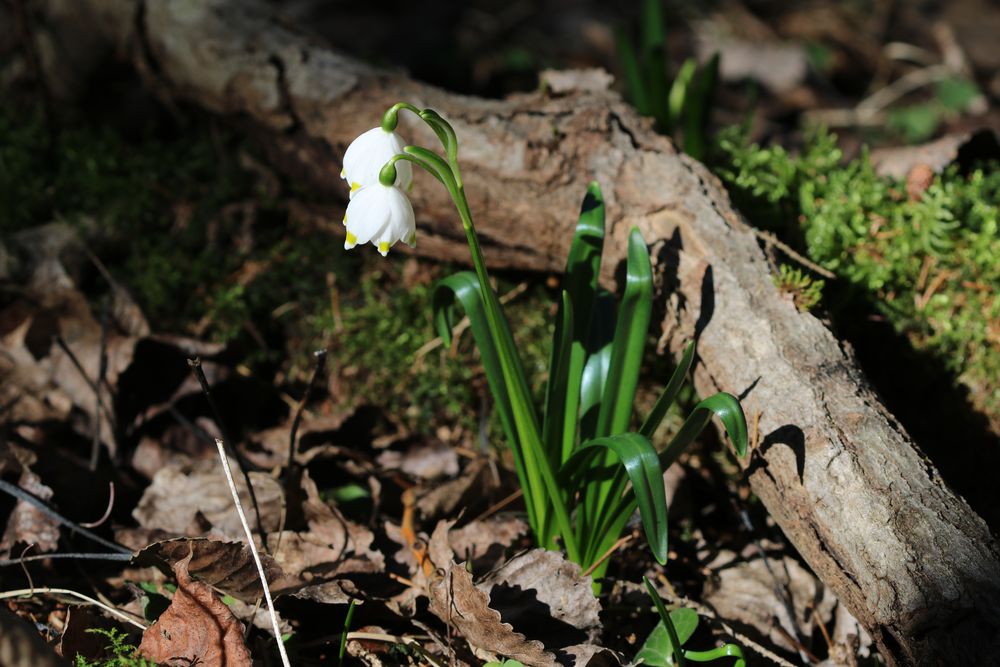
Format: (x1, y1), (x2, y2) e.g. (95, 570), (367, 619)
(0, 587), (148, 630)
(215, 439), (291, 667)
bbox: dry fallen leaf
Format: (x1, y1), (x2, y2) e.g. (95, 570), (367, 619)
(0, 468), (61, 555)
(138, 550), (253, 667)
(426, 521), (558, 666)
(134, 537), (297, 602)
(133, 462), (284, 539)
(430, 564), (558, 666)
(479, 548), (603, 645)
(704, 553), (837, 654)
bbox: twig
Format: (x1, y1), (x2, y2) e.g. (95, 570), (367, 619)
(653, 574), (798, 667)
(52, 335), (118, 439)
(0, 479), (130, 555)
(582, 534), (633, 578)
(751, 229), (836, 280)
(286, 349), (327, 470)
(80, 482), (115, 528)
(188, 358), (266, 541)
(90, 302), (110, 470)
(0, 587), (147, 630)
(469, 488), (523, 524)
(214, 439), (290, 667)
(0, 552), (132, 567)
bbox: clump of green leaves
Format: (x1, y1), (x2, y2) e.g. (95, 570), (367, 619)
(433, 178), (747, 584)
(715, 125), (1000, 417)
(72, 628), (155, 667)
(773, 264), (824, 311)
(616, 0), (719, 159)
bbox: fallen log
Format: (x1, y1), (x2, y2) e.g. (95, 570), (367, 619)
(26, 0), (1000, 663)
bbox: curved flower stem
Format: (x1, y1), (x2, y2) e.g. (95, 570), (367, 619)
(380, 103), (580, 560)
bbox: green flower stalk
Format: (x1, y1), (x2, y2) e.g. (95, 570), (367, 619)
(340, 104), (748, 584)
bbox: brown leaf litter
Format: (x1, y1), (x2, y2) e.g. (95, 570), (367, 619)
(138, 550), (253, 667)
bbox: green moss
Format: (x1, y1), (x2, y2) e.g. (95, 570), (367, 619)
(714, 125), (1000, 416)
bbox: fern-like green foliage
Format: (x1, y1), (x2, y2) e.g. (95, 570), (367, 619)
(773, 264), (824, 311)
(72, 628), (155, 667)
(715, 125), (1000, 416)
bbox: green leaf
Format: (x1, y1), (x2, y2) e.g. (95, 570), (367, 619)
(639, 611), (700, 658)
(659, 392), (748, 471)
(682, 53), (719, 161)
(578, 291), (615, 442)
(597, 227), (653, 438)
(667, 58), (697, 132)
(567, 433), (668, 564)
(556, 183), (606, 461)
(640, 0), (665, 54)
(640, 340), (696, 439)
(543, 290), (574, 466)
(432, 272), (536, 528)
(617, 28), (651, 116)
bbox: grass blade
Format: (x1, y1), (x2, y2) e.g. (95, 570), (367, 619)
(640, 340), (696, 438)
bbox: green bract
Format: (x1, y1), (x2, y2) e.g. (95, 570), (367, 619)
(347, 104), (748, 584)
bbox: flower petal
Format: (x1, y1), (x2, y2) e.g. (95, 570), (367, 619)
(341, 127), (413, 192)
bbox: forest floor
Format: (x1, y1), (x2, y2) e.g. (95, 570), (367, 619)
(1, 1), (998, 665)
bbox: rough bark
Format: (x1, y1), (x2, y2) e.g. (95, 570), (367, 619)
(26, 0), (1000, 664)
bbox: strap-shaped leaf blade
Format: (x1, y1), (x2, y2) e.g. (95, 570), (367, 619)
(432, 272), (537, 527)
(640, 341), (697, 439)
(597, 227), (653, 438)
(556, 183), (606, 462)
(681, 53), (719, 161)
(542, 290), (574, 466)
(566, 433), (669, 565)
(660, 392), (748, 471)
(616, 28), (650, 116)
(578, 290), (615, 443)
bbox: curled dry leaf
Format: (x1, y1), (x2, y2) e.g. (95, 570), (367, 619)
(0, 469), (61, 555)
(479, 549), (603, 645)
(425, 521), (557, 666)
(429, 564), (558, 667)
(133, 462), (284, 539)
(138, 551), (253, 667)
(134, 537), (298, 602)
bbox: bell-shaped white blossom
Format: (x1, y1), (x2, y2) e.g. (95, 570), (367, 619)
(343, 183), (416, 256)
(341, 127), (412, 197)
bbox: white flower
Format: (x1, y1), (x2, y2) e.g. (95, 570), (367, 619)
(343, 183), (416, 256)
(340, 127), (412, 197)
